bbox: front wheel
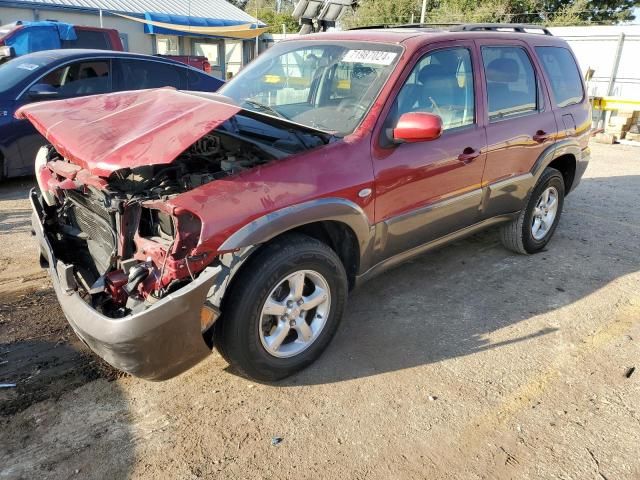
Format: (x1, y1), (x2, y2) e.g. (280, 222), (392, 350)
(500, 167), (565, 254)
(214, 233), (348, 381)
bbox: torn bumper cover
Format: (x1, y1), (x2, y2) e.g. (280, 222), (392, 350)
(31, 189), (220, 381)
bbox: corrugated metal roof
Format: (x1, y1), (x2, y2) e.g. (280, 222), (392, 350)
(5, 0), (258, 23)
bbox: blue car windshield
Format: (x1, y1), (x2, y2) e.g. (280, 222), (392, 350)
(0, 53), (53, 93)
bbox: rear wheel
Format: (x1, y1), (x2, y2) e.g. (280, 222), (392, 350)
(501, 167), (565, 254)
(214, 233), (348, 381)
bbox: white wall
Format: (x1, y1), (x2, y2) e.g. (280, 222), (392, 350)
(549, 25), (640, 100)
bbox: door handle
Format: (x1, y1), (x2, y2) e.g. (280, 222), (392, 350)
(458, 147), (480, 164)
(533, 130), (551, 143)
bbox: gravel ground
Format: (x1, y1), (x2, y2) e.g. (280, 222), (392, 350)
(0, 142), (639, 479)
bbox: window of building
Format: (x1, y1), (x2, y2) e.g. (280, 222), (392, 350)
(193, 40), (222, 67)
(535, 46), (584, 108)
(481, 46), (538, 121)
(156, 35), (179, 55)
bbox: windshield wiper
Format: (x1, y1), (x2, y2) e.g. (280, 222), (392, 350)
(242, 99), (288, 120)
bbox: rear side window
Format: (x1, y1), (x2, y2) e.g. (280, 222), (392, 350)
(481, 46), (538, 121)
(62, 30), (110, 50)
(535, 47), (583, 107)
(116, 59), (184, 90)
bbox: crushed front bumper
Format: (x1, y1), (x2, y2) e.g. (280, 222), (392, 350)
(30, 189), (220, 381)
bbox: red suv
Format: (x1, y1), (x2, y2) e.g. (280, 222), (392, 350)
(23, 24), (590, 381)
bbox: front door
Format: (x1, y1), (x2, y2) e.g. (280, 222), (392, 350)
(371, 43), (487, 261)
(16, 59), (112, 173)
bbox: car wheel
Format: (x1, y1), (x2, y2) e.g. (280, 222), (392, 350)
(500, 167), (565, 254)
(214, 233), (348, 381)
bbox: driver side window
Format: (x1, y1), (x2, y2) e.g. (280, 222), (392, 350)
(396, 48), (475, 131)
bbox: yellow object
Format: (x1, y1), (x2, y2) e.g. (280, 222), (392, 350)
(592, 96), (640, 111)
(200, 305), (218, 332)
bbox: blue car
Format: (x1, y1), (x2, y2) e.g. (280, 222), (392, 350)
(0, 49), (224, 179)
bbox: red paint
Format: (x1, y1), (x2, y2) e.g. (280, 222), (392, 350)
(16, 89), (240, 177)
(393, 112), (443, 143)
(25, 29), (589, 290)
(157, 55), (212, 73)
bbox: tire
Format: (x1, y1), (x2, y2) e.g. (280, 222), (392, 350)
(500, 167), (565, 254)
(214, 233), (348, 381)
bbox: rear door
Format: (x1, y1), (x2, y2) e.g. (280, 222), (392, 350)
(476, 40), (558, 218)
(371, 41), (487, 261)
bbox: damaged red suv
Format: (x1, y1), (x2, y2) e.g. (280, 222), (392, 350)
(24, 24), (590, 381)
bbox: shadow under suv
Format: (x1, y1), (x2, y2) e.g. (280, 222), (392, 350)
(23, 24), (590, 381)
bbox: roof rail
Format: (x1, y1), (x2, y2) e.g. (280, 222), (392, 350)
(349, 23), (460, 31)
(449, 23), (553, 35)
(349, 22), (553, 36)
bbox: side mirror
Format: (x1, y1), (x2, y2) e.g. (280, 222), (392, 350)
(393, 112), (442, 144)
(0, 45), (15, 60)
(28, 84), (59, 100)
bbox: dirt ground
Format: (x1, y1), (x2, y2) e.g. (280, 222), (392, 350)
(1, 142), (639, 480)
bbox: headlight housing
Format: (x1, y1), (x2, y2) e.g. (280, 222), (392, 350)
(35, 146), (55, 206)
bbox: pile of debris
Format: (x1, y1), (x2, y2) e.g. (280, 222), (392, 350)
(594, 109), (640, 144)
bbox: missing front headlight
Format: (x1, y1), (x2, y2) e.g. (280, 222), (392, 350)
(139, 208), (175, 240)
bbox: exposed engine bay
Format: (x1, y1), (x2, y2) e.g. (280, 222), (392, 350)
(37, 119), (329, 320)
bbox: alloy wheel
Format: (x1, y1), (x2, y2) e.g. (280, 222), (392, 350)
(531, 186), (559, 241)
(259, 270), (331, 358)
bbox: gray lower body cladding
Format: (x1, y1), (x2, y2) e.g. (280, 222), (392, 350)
(31, 190), (219, 380)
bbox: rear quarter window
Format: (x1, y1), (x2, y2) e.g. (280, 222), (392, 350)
(62, 30), (110, 50)
(535, 47), (584, 108)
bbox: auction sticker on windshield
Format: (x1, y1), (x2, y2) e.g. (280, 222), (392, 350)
(342, 50), (397, 65)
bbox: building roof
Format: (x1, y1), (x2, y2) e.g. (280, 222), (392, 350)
(1, 0), (258, 23)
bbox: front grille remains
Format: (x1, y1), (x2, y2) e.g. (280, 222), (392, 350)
(66, 191), (116, 274)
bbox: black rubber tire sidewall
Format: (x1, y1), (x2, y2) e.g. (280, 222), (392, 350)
(214, 233), (348, 381)
(521, 169), (565, 253)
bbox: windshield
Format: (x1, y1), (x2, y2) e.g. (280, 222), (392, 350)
(220, 41), (402, 135)
(0, 53), (53, 92)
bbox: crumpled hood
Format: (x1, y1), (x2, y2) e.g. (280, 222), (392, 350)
(16, 88), (241, 178)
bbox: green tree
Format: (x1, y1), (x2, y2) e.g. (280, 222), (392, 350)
(256, 8), (301, 33)
(345, 0), (639, 26)
(244, 0), (300, 33)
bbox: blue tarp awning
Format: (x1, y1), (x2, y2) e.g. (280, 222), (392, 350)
(141, 12), (266, 38)
(4, 21), (77, 55)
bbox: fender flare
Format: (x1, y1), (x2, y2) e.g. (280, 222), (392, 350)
(218, 197), (373, 256)
(531, 139), (581, 180)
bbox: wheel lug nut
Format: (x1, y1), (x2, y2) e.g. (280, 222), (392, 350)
(297, 299), (304, 305)
(287, 300), (293, 307)
(290, 319), (296, 327)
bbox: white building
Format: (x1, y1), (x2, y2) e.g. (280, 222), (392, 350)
(0, 0), (266, 78)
